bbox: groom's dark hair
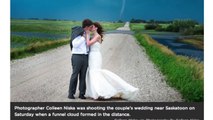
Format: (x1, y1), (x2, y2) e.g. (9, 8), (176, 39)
(82, 19), (93, 28)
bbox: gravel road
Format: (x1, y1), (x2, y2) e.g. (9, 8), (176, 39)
(11, 22), (182, 102)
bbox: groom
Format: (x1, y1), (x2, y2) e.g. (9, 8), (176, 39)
(68, 19), (93, 99)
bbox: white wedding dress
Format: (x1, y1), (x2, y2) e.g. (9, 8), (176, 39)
(85, 42), (139, 100)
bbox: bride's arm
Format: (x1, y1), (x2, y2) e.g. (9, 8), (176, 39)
(86, 33), (100, 46)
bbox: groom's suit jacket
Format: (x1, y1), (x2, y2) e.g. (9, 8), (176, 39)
(70, 26), (84, 50)
(72, 36), (89, 55)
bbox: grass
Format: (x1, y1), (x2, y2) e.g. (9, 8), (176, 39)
(101, 22), (124, 31)
(11, 19), (81, 34)
(134, 33), (203, 102)
(11, 19), (124, 34)
(130, 23), (169, 31)
(159, 23), (170, 28)
(11, 19), (124, 60)
(176, 35), (204, 50)
(130, 23), (203, 101)
(177, 39), (203, 50)
(11, 35), (54, 46)
(11, 38), (70, 59)
(130, 23), (146, 32)
(130, 22), (204, 49)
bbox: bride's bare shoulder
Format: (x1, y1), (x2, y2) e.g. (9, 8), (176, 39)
(95, 34), (101, 38)
(95, 34), (101, 42)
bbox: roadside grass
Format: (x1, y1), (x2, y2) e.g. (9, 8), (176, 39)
(11, 38), (69, 59)
(134, 33), (203, 102)
(11, 35), (54, 46)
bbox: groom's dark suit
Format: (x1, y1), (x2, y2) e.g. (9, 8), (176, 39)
(68, 26), (89, 99)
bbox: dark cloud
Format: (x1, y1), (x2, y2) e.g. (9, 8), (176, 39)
(11, 0), (203, 23)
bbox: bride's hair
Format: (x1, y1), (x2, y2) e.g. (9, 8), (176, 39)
(93, 22), (104, 43)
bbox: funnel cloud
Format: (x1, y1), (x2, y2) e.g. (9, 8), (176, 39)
(120, 0), (126, 19)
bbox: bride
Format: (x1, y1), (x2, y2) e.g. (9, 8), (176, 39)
(85, 22), (139, 100)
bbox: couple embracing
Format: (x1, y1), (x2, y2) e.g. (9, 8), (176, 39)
(68, 19), (138, 100)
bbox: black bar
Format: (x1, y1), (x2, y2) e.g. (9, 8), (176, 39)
(11, 102), (203, 120)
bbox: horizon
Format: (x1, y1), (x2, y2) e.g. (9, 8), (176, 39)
(11, 0), (204, 23)
(10, 17), (202, 24)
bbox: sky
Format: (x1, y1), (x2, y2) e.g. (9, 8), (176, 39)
(11, 0), (204, 23)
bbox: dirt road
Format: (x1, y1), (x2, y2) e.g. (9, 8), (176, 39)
(11, 22), (182, 102)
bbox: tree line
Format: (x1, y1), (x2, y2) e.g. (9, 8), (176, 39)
(130, 19), (203, 35)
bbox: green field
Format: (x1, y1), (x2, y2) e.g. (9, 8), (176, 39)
(130, 23), (169, 31)
(11, 19), (81, 34)
(11, 19), (124, 60)
(11, 19), (124, 34)
(130, 23), (146, 31)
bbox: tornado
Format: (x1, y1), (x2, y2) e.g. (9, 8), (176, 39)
(120, 0), (126, 19)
